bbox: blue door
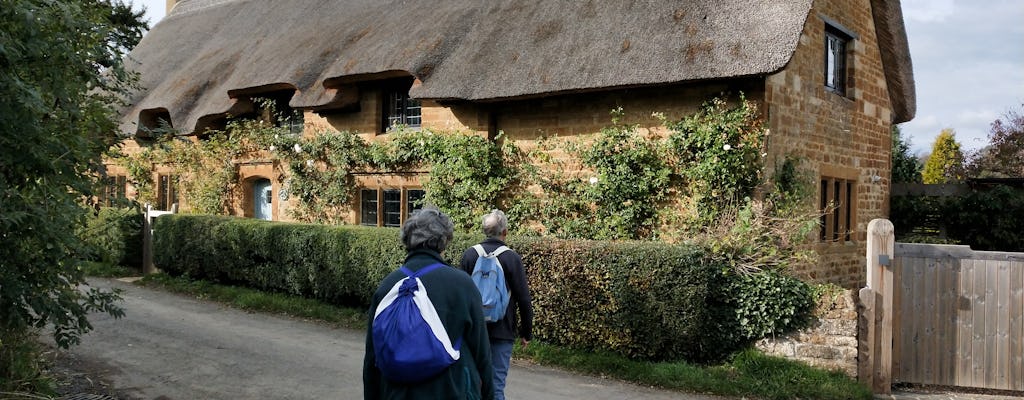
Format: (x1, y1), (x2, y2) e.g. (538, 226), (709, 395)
(254, 179), (272, 220)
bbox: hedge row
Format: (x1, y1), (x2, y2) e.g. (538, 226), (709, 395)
(153, 214), (811, 362)
(81, 207), (144, 267)
(891, 185), (1024, 252)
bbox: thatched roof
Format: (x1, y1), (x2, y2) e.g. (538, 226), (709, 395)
(120, 0), (914, 134)
(871, 0), (916, 123)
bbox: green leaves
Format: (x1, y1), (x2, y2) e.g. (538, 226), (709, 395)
(1, 0), (139, 367)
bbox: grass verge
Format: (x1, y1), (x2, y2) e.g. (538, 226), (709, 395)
(128, 273), (870, 400)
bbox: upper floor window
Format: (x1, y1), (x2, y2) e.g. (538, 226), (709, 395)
(360, 188), (425, 227)
(276, 108), (304, 135)
(824, 22), (853, 96)
(820, 176), (855, 243)
(382, 84), (421, 132)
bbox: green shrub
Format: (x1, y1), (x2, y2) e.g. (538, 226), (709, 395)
(153, 214), (813, 363)
(891, 185), (1024, 251)
(0, 328), (54, 395)
(722, 271), (814, 343)
(80, 207), (144, 267)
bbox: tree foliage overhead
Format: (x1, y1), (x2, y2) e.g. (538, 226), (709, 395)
(891, 125), (922, 183)
(921, 129), (966, 184)
(0, 0), (146, 351)
(967, 103), (1024, 178)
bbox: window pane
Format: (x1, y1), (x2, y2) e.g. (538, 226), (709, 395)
(386, 92), (403, 130)
(845, 181), (854, 242)
(405, 98), (421, 127)
(383, 189), (401, 227)
(825, 32), (847, 94)
(406, 189), (425, 218)
(116, 176), (127, 200)
(158, 175), (169, 210)
(361, 189), (378, 226)
(833, 181), (841, 241)
(819, 179), (828, 241)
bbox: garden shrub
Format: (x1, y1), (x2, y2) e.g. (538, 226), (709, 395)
(153, 214), (813, 363)
(80, 206), (144, 267)
(890, 185), (1024, 251)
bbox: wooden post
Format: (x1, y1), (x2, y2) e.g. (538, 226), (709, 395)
(858, 286), (877, 390)
(865, 218), (895, 394)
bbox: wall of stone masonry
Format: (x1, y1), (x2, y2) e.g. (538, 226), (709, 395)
(764, 0), (897, 288)
(756, 288), (861, 377)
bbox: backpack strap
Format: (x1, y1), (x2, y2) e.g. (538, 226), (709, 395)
(490, 246), (511, 257)
(473, 244), (511, 258)
(400, 262), (446, 278)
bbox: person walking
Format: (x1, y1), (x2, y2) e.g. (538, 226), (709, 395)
(460, 209), (533, 400)
(364, 207), (494, 400)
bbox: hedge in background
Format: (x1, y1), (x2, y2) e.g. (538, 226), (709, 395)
(152, 214), (812, 363)
(80, 207), (144, 267)
(153, 215), (407, 305)
(891, 185), (1024, 252)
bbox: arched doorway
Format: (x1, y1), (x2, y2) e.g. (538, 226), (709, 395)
(253, 178), (272, 220)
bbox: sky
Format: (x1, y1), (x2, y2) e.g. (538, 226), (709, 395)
(131, 0), (1024, 156)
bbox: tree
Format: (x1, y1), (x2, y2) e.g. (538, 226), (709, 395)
(921, 129), (966, 184)
(967, 104), (1024, 178)
(1, 0), (146, 390)
(891, 125), (922, 183)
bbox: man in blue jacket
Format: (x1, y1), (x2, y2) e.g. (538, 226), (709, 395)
(460, 209), (533, 400)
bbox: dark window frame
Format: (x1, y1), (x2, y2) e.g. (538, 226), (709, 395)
(822, 17), (856, 97)
(103, 175), (127, 206)
(819, 176), (856, 243)
(381, 81), (421, 133)
(156, 174), (178, 211)
(359, 187), (426, 227)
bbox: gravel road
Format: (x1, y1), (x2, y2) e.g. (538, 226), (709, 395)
(43, 278), (722, 400)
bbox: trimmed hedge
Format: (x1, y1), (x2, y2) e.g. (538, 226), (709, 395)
(81, 207), (144, 267)
(152, 214), (811, 362)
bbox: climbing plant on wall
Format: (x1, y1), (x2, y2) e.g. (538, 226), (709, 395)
(116, 93), (816, 273)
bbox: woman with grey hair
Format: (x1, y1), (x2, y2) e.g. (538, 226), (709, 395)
(399, 207), (455, 253)
(364, 207), (495, 400)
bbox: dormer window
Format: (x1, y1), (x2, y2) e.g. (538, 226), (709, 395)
(382, 80), (421, 132)
(823, 20), (855, 96)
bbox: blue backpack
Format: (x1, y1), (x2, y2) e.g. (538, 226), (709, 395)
(372, 263), (461, 383)
(471, 244), (511, 322)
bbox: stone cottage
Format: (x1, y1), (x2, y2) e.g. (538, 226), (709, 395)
(113, 0), (915, 287)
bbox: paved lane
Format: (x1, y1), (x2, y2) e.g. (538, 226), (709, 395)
(49, 278), (719, 400)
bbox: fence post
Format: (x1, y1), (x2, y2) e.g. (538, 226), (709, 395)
(863, 218), (895, 394)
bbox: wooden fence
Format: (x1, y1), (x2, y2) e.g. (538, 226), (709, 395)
(860, 219), (1024, 393)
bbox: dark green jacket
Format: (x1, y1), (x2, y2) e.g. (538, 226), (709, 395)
(364, 249), (495, 400)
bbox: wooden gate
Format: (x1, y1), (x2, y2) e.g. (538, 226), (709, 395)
(891, 243), (1024, 391)
(861, 219), (1024, 394)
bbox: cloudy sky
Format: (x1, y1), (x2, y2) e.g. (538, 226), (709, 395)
(131, 0), (1024, 155)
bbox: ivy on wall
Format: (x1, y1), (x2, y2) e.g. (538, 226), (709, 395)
(115, 94), (819, 273)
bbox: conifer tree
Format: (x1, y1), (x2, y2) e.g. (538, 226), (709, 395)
(921, 129), (966, 184)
